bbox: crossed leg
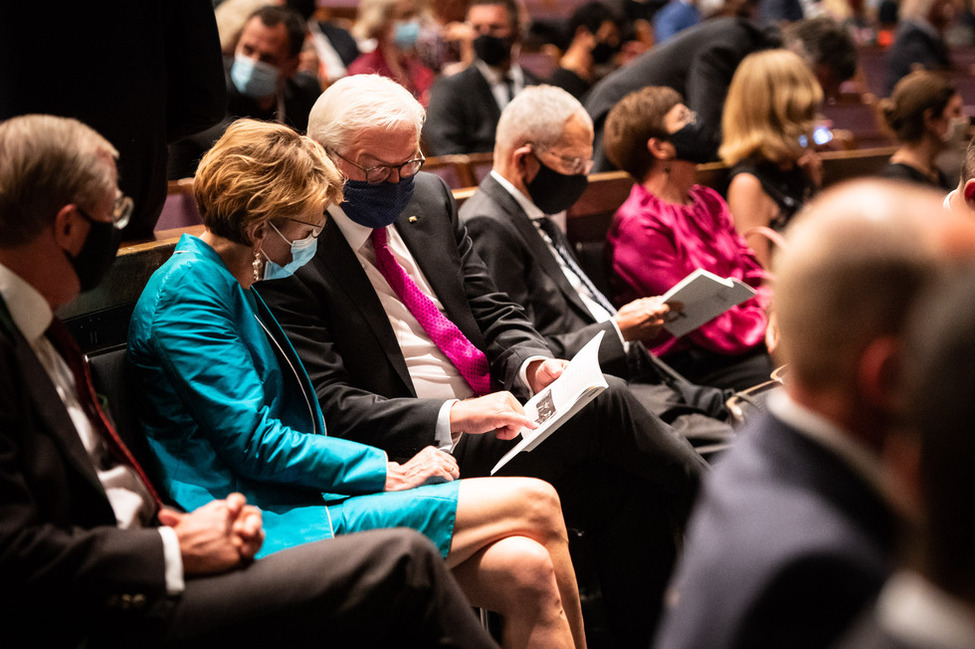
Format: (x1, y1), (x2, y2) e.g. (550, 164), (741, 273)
(446, 477), (587, 649)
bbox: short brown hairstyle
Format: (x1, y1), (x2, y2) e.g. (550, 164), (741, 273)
(603, 85), (682, 181)
(194, 119), (343, 245)
(879, 71), (957, 144)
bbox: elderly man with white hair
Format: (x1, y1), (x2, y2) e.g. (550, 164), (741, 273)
(259, 73), (707, 648)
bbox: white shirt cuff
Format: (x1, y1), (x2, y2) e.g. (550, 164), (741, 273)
(158, 526), (184, 595)
(436, 399), (460, 451)
(518, 355), (551, 395)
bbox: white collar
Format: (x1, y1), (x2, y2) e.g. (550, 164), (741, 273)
(0, 261), (54, 344)
(475, 59), (524, 86)
(878, 570), (975, 648)
(490, 169), (546, 219)
(328, 203), (374, 252)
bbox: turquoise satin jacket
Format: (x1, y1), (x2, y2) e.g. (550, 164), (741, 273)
(128, 235), (388, 557)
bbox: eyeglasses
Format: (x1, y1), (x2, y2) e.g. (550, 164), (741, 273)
(77, 191), (134, 230)
(529, 143), (594, 176)
(330, 148), (426, 185)
(281, 215), (326, 238)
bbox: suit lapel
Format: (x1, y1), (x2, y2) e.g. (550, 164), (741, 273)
(318, 217), (418, 395)
(469, 66), (503, 121)
(0, 297), (109, 501)
(480, 175), (597, 321)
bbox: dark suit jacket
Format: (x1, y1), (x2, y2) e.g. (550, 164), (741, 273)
(460, 173), (632, 377)
(584, 17), (777, 170)
(0, 297), (169, 646)
(0, 0), (227, 240)
(884, 22), (952, 95)
(653, 409), (897, 649)
(422, 64), (539, 156)
(258, 172), (552, 462)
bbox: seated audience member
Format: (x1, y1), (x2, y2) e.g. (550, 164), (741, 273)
(168, 5), (322, 178)
(603, 85), (773, 393)
(945, 134), (975, 212)
(285, 0), (361, 86)
(720, 49), (824, 268)
(879, 70), (965, 191)
(653, 179), (975, 649)
(460, 84), (734, 450)
(0, 1), (226, 241)
(884, 0), (956, 95)
(129, 119), (585, 649)
(257, 73), (707, 647)
(0, 114), (496, 649)
(423, 0), (539, 155)
(348, 0), (435, 106)
(653, 0), (702, 43)
(549, 2), (623, 101)
(836, 262), (975, 649)
(585, 16), (857, 170)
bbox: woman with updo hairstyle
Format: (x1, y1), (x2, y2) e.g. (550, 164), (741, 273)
(128, 118), (587, 649)
(720, 49), (824, 269)
(878, 70), (965, 190)
(603, 85), (773, 393)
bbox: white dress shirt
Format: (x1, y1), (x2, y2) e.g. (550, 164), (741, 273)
(474, 59), (527, 109)
(876, 570), (975, 648)
(0, 262), (183, 593)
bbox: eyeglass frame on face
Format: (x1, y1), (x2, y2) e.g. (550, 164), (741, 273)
(76, 191), (134, 231)
(329, 148), (426, 185)
(273, 210), (327, 239)
(527, 143), (594, 176)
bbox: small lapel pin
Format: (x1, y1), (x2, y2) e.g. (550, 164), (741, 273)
(408, 215), (418, 223)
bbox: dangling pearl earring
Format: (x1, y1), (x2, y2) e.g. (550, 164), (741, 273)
(252, 249), (263, 282)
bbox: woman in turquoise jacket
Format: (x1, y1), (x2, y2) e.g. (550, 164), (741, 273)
(128, 120), (586, 649)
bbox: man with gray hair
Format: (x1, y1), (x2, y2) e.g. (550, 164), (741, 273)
(654, 180), (975, 649)
(460, 84), (734, 451)
(259, 73), (707, 648)
(0, 113), (500, 648)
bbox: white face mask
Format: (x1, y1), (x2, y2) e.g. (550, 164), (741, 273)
(942, 116), (970, 148)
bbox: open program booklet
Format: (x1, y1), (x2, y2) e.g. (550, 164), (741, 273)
(490, 331), (608, 475)
(661, 268), (757, 338)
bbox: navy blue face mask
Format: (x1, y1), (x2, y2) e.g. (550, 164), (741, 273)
(341, 175), (416, 228)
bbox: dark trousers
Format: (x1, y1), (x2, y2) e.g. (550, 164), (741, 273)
(456, 376), (707, 647)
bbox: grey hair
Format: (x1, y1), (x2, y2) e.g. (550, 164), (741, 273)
(308, 74), (426, 154)
(0, 114), (117, 247)
(495, 84), (591, 152)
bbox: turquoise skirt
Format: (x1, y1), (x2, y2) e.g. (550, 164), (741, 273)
(329, 480), (461, 558)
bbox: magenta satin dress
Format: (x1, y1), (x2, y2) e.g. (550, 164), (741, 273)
(606, 183), (771, 359)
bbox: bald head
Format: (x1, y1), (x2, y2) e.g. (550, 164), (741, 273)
(773, 180), (975, 399)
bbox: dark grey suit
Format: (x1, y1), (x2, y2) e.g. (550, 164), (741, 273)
(0, 295), (496, 649)
(584, 17), (778, 170)
(460, 174), (734, 448)
(654, 407), (897, 649)
(422, 64), (538, 156)
(259, 172), (708, 646)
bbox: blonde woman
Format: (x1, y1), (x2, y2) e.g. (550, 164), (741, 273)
(128, 119), (586, 649)
(720, 49), (824, 268)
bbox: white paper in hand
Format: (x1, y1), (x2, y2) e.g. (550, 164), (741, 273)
(490, 331), (608, 475)
(661, 268), (756, 337)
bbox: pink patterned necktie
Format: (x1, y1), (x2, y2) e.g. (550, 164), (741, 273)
(370, 227), (492, 396)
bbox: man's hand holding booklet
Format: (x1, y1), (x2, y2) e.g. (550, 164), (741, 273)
(490, 331), (608, 474)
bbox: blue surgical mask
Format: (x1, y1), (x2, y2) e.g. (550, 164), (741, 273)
(341, 176), (416, 228)
(231, 53), (280, 99)
(393, 19), (421, 49)
(262, 222), (318, 280)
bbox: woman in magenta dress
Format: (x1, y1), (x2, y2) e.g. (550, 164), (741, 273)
(602, 85), (773, 392)
(348, 0), (435, 106)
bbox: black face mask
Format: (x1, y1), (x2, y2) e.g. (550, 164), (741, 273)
(473, 34), (513, 66)
(591, 40), (618, 65)
(65, 216), (121, 293)
(526, 155), (589, 214)
(667, 121), (716, 164)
